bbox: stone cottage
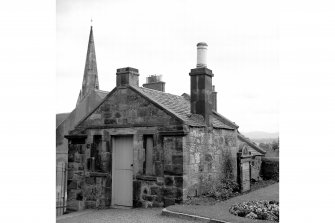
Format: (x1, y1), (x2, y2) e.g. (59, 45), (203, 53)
(58, 26), (266, 212)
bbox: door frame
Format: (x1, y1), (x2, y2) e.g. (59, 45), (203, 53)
(237, 144), (253, 193)
(111, 135), (134, 207)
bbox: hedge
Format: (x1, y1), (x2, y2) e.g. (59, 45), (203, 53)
(260, 157), (279, 181)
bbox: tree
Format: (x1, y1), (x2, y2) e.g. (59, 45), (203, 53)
(259, 143), (270, 150)
(271, 139), (279, 151)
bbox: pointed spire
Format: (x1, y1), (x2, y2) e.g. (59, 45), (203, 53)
(77, 25), (99, 106)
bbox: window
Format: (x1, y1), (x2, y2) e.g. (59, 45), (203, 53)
(87, 135), (102, 172)
(143, 135), (154, 175)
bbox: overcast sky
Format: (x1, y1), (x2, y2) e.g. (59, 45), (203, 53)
(57, 0), (279, 133)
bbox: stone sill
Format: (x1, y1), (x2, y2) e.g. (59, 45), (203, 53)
(64, 134), (87, 139)
(136, 175), (157, 181)
(85, 172), (109, 177)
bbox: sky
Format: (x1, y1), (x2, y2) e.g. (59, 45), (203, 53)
(57, 0), (279, 133)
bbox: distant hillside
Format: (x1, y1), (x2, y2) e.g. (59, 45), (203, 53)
(242, 131), (279, 140)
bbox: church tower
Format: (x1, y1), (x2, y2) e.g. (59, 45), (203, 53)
(76, 26), (99, 106)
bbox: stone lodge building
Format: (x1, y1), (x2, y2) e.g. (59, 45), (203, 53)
(56, 26), (265, 212)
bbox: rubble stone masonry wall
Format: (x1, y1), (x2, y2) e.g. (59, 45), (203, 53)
(66, 126), (242, 210)
(183, 127), (238, 198)
(67, 130), (186, 210)
(76, 88), (181, 128)
(66, 133), (112, 211)
(133, 136), (184, 208)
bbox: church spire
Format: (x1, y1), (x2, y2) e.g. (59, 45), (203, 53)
(77, 25), (99, 106)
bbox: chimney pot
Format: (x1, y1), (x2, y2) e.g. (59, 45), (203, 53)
(142, 74), (165, 92)
(197, 42), (208, 68)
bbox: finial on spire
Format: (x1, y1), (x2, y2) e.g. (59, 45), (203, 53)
(90, 18), (93, 27)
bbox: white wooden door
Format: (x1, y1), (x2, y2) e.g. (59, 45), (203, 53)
(112, 135), (133, 207)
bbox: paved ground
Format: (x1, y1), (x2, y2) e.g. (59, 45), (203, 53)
(166, 183), (279, 223)
(57, 184), (279, 223)
(57, 208), (194, 223)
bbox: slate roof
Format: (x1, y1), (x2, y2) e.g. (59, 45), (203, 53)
(131, 85), (236, 130)
(56, 113), (70, 127)
(250, 150), (263, 156)
(237, 133), (266, 155)
(95, 89), (109, 98)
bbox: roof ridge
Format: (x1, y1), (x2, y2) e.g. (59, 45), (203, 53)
(237, 133), (266, 154)
(212, 110), (239, 128)
(95, 89), (109, 93)
(138, 86), (186, 99)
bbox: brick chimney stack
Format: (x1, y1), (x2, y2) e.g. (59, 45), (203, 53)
(116, 67), (139, 87)
(190, 42), (214, 125)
